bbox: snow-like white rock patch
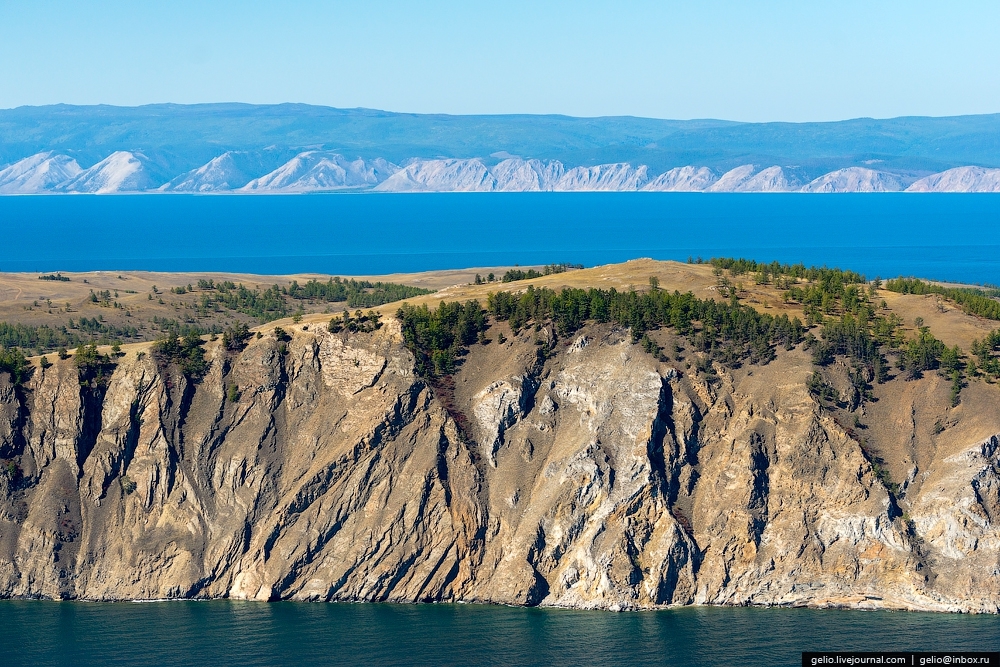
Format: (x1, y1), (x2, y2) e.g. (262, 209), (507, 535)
(906, 166), (1000, 193)
(801, 167), (905, 193)
(243, 152), (398, 192)
(0, 152), (82, 194)
(642, 166), (717, 191)
(161, 152), (253, 192)
(58, 151), (158, 193)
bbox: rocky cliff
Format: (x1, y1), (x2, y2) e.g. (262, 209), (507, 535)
(1, 319), (998, 611)
(9, 148), (1000, 193)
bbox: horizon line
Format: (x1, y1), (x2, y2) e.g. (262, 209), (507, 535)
(3, 101), (1000, 126)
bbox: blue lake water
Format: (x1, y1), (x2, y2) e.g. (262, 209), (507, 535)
(0, 193), (997, 283)
(2, 601), (998, 667)
(2, 194), (1000, 664)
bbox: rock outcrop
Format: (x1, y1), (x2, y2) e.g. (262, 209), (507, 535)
(160, 153), (255, 192)
(5, 146), (1000, 194)
(243, 152), (398, 192)
(707, 165), (800, 192)
(0, 152), (82, 194)
(642, 166), (718, 192)
(906, 167), (1000, 193)
(57, 151), (160, 194)
(1, 322), (998, 612)
(801, 167), (906, 193)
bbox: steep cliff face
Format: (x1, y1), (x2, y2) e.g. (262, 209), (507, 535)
(1, 321), (998, 611)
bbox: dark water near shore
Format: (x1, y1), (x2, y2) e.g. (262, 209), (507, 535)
(0, 193), (998, 284)
(1, 601), (998, 667)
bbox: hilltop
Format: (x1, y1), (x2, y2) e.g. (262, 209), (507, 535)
(2, 259), (999, 356)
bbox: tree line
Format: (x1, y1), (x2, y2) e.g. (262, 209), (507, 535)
(500, 263), (584, 283)
(396, 267), (995, 406)
(398, 284), (806, 378)
(0, 320), (138, 354)
(285, 278), (432, 308)
(397, 301), (487, 377)
(710, 257), (867, 285)
(884, 277), (1000, 321)
(181, 278), (432, 321)
(971, 329), (1000, 377)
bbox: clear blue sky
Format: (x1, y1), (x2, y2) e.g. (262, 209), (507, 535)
(2, 0), (998, 122)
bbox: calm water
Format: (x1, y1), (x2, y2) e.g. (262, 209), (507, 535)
(3, 193), (999, 664)
(1, 601), (998, 667)
(0, 193), (998, 283)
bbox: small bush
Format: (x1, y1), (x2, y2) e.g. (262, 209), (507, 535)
(75, 343), (115, 388)
(329, 310), (382, 334)
(0, 347), (31, 385)
(807, 371), (840, 405)
(222, 323), (252, 352)
(3, 461), (20, 480)
(152, 335), (209, 379)
(120, 475), (137, 495)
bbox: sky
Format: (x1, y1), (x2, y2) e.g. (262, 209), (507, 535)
(1, 1), (999, 122)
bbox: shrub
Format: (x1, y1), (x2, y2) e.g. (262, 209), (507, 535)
(120, 475), (137, 494)
(329, 310), (382, 334)
(222, 323), (252, 352)
(807, 371), (840, 405)
(75, 343), (115, 387)
(152, 335), (209, 379)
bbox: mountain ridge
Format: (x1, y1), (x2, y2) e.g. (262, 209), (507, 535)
(2, 104), (1000, 192)
(2, 103), (999, 177)
(5, 151), (1000, 193)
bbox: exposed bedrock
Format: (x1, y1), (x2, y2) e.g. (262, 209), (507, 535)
(0, 322), (998, 611)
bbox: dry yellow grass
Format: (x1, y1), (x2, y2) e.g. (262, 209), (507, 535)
(7, 259), (999, 362)
(877, 289), (998, 350)
(280, 258), (1000, 355)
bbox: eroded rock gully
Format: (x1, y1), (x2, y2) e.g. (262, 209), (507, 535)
(1, 321), (998, 612)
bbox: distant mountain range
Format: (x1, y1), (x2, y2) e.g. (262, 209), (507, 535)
(1, 104), (999, 193)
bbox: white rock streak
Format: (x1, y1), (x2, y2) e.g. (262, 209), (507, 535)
(0, 152), (82, 194)
(58, 151), (157, 193)
(160, 153), (252, 192)
(243, 151), (398, 192)
(3, 148), (1000, 193)
(802, 167), (905, 193)
(906, 166), (1000, 192)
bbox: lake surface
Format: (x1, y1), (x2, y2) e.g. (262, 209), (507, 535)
(2, 601), (998, 667)
(0, 193), (998, 284)
(3, 194), (999, 665)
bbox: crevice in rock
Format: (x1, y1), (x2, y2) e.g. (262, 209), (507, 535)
(120, 396), (142, 476)
(76, 379), (109, 473)
(650, 378), (673, 496)
(0, 382), (30, 462)
(747, 430), (771, 548)
(435, 428), (453, 507)
(523, 526), (551, 606)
